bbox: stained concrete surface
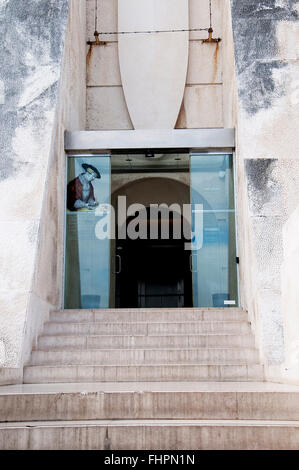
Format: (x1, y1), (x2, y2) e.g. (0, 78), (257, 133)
(0, 0), (85, 380)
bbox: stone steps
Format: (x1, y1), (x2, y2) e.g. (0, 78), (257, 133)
(50, 308), (248, 323)
(2, 382), (299, 449)
(1, 419), (299, 450)
(5, 308), (297, 449)
(43, 320), (252, 336)
(29, 347), (260, 366)
(36, 333), (256, 350)
(25, 308), (260, 384)
(1, 382), (299, 422)
(23, 364), (264, 383)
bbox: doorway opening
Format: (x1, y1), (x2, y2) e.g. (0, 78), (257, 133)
(115, 209), (193, 308)
(110, 155), (192, 308)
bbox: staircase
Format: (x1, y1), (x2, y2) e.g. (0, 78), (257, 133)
(23, 308), (263, 383)
(1, 308), (299, 449)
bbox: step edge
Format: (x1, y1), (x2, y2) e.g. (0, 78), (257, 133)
(45, 321), (252, 325)
(32, 347), (259, 352)
(24, 363), (264, 369)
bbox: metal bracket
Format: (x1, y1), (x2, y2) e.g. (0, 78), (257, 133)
(87, 31), (107, 46)
(202, 28), (221, 44)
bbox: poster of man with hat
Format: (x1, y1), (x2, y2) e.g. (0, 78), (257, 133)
(67, 163), (101, 211)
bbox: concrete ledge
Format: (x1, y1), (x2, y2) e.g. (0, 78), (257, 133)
(1, 419), (299, 450)
(1, 381), (299, 422)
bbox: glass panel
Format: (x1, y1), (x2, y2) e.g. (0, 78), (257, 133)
(64, 155), (111, 309)
(190, 154), (238, 308)
(111, 152), (192, 309)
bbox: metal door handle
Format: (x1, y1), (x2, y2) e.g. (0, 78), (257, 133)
(114, 255), (122, 274)
(189, 253), (198, 273)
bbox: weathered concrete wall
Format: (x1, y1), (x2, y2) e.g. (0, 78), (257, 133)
(0, 0), (86, 384)
(281, 205), (299, 384)
(22, 0), (87, 371)
(231, 0), (299, 372)
(222, 0), (238, 129)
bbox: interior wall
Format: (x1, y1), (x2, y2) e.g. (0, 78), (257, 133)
(112, 176), (190, 217)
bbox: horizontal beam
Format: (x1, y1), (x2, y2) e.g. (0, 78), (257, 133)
(65, 129), (235, 151)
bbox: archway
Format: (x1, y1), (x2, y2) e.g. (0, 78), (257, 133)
(111, 176), (193, 308)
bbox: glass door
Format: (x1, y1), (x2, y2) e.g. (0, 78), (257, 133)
(190, 153), (239, 308)
(63, 151), (239, 309)
(64, 154), (111, 309)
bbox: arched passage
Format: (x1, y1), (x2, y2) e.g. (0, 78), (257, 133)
(111, 176), (194, 308)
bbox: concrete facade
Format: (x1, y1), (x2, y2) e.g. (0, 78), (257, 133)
(281, 205), (299, 383)
(230, 0), (299, 376)
(86, 0), (228, 130)
(0, 0), (86, 383)
(0, 0), (298, 386)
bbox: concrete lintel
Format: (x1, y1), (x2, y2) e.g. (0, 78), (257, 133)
(65, 129), (235, 152)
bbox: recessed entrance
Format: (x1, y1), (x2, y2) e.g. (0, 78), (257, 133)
(111, 166), (192, 308)
(64, 150), (239, 309)
(115, 212), (193, 308)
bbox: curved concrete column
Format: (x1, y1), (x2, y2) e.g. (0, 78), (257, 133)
(118, 0), (189, 129)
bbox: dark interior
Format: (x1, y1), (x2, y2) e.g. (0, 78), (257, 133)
(115, 213), (192, 308)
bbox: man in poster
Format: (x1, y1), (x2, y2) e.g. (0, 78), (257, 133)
(67, 163), (101, 211)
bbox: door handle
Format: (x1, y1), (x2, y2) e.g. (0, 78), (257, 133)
(113, 255), (122, 274)
(189, 253), (198, 273)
